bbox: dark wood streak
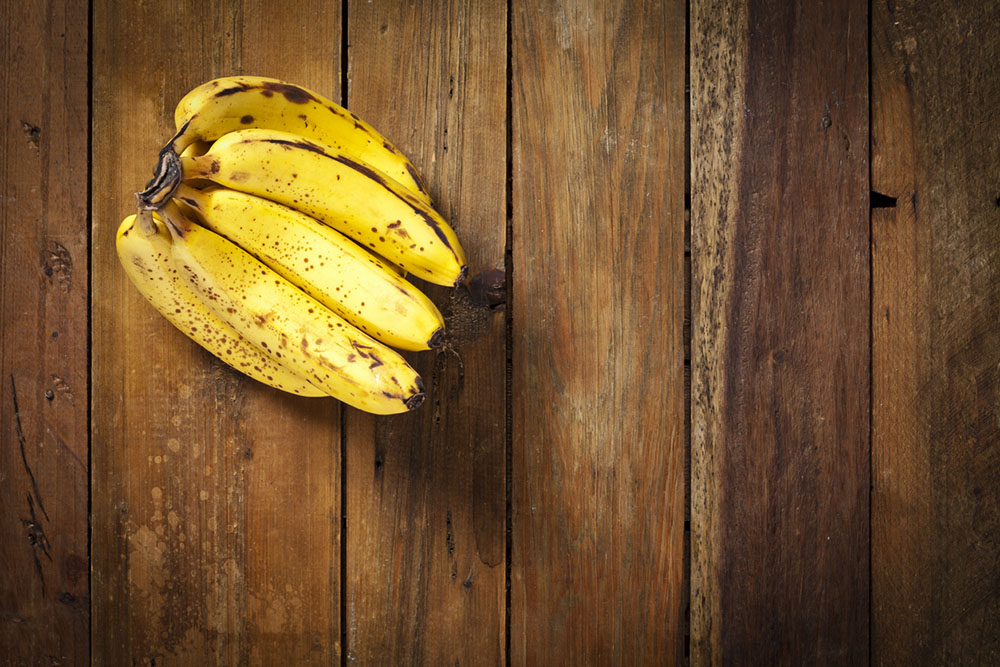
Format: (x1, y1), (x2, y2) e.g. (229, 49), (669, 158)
(692, 0), (869, 662)
(11, 375), (49, 521)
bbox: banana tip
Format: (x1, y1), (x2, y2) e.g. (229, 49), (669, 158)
(453, 265), (469, 287)
(427, 328), (445, 348)
(405, 392), (426, 411)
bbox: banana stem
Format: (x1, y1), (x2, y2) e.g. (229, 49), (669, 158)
(136, 148), (182, 210)
(158, 200), (192, 238)
(172, 181), (200, 203)
(135, 207), (157, 236)
(167, 118), (196, 155)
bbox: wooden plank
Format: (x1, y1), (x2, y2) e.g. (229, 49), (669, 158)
(510, 0), (686, 663)
(0, 0), (89, 664)
(871, 1), (1000, 663)
(91, 2), (342, 663)
(343, 1), (508, 663)
(690, 0), (869, 664)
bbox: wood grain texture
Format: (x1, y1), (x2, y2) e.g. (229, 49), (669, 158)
(871, 1), (1000, 663)
(344, 1), (507, 663)
(0, 0), (89, 664)
(690, 0), (869, 664)
(510, 0), (686, 663)
(91, 1), (342, 663)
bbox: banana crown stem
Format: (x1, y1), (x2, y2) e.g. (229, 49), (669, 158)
(137, 149), (183, 210)
(158, 200), (192, 238)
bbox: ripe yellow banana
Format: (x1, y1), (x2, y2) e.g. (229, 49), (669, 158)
(158, 202), (426, 415)
(174, 183), (445, 351)
(179, 128), (467, 287)
(168, 75), (431, 203)
(115, 211), (325, 397)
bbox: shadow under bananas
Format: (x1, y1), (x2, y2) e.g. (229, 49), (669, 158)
(345, 265), (508, 591)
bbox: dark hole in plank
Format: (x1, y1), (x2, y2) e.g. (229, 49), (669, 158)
(871, 191), (898, 208)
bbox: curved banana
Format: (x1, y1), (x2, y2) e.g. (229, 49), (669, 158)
(168, 75), (431, 203)
(174, 183), (445, 351)
(115, 211), (325, 397)
(180, 128), (467, 287)
(158, 203), (425, 415)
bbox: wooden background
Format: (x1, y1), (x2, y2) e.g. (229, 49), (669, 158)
(1, 0), (997, 664)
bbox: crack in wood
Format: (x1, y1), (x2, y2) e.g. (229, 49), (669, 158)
(11, 375), (53, 595)
(12, 375), (49, 521)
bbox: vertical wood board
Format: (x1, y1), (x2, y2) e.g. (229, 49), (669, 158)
(511, 0), (687, 662)
(871, 1), (1000, 663)
(0, 0), (90, 664)
(690, 0), (870, 663)
(91, 2), (342, 663)
(344, 0), (508, 663)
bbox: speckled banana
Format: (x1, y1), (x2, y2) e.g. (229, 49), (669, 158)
(158, 202), (426, 415)
(177, 128), (467, 287)
(115, 211), (324, 397)
(167, 75), (431, 203)
(173, 183), (445, 351)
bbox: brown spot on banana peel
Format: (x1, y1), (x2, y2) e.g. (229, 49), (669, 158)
(214, 82), (255, 97)
(261, 137), (329, 156)
(240, 115), (254, 124)
(261, 81), (317, 104)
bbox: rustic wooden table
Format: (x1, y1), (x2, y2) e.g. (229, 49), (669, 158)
(2, 0), (998, 665)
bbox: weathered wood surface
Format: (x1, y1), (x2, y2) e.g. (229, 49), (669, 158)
(91, 1), (342, 663)
(510, 0), (687, 663)
(690, 0), (870, 664)
(7, 0), (1000, 663)
(343, 1), (508, 663)
(0, 1), (90, 664)
(871, 1), (1000, 664)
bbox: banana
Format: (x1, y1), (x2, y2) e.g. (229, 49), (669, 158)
(158, 202), (426, 415)
(167, 75), (431, 203)
(115, 211), (325, 397)
(174, 183), (445, 351)
(178, 128), (467, 287)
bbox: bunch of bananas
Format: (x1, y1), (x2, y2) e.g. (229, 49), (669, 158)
(117, 76), (467, 414)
